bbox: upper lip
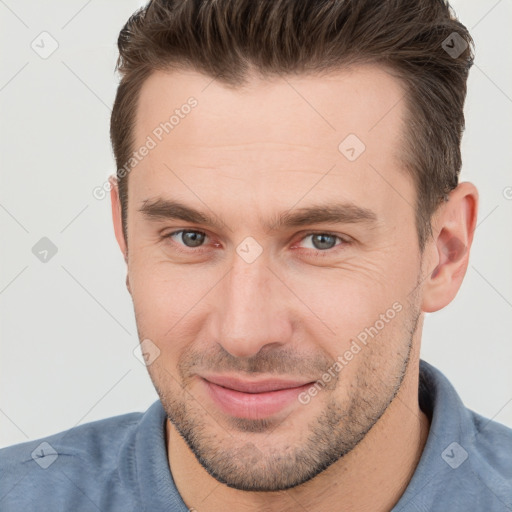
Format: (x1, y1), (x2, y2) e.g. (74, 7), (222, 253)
(202, 375), (314, 393)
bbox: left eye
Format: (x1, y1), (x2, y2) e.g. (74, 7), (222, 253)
(298, 233), (343, 251)
(168, 230), (207, 248)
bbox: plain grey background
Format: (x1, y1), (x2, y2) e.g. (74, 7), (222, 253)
(1, 0), (511, 448)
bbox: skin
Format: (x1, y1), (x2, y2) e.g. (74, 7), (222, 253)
(110, 65), (478, 511)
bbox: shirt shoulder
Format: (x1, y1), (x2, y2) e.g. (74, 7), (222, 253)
(466, 407), (512, 494)
(393, 360), (512, 512)
(0, 410), (144, 511)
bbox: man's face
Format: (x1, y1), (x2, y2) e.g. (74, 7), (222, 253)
(120, 65), (426, 491)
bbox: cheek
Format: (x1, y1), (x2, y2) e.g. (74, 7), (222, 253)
(286, 260), (415, 364)
(288, 260), (394, 324)
(128, 256), (217, 342)
(127, 233), (419, 360)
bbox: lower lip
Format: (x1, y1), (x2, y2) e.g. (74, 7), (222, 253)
(202, 379), (313, 420)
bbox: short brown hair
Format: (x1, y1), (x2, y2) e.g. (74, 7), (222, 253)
(110, 0), (474, 251)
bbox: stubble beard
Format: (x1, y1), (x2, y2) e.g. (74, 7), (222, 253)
(147, 298), (421, 492)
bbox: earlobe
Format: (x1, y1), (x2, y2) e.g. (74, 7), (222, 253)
(421, 182), (478, 313)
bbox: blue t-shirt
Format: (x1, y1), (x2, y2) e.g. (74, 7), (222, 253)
(1, 360), (511, 511)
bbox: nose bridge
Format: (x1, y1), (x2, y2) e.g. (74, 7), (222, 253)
(214, 254), (291, 358)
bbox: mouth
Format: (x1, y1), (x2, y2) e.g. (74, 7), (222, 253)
(200, 375), (315, 420)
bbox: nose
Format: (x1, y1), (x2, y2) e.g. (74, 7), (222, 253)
(212, 254), (293, 359)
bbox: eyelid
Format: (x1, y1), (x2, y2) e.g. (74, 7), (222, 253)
(291, 231), (351, 252)
(163, 228), (351, 255)
(165, 229), (212, 251)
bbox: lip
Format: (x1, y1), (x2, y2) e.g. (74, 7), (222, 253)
(200, 375), (315, 420)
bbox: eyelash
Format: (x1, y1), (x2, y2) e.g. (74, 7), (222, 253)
(162, 229), (351, 257)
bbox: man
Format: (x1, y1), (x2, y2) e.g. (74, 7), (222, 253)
(1, 0), (511, 510)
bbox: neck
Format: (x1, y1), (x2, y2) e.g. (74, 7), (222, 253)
(167, 358), (430, 512)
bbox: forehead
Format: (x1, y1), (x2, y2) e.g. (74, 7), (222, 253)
(134, 64), (406, 153)
(128, 65), (413, 229)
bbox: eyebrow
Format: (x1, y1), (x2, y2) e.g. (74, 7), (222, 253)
(138, 197), (379, 231)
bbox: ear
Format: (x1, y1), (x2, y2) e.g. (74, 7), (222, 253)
(421, 182), (479, 313)
(109, 175), (128, 265)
